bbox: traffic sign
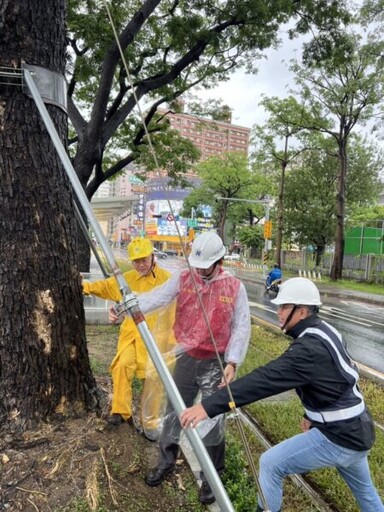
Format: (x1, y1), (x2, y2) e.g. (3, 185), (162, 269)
(263, 220), (272, 239)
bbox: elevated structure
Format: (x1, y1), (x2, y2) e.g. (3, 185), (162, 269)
(91, 196), (137, 222)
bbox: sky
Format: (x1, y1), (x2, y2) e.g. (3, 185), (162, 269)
(196, 17), (381, 153)
(197, 26), (304, 130)
(196, 24), (384, 183)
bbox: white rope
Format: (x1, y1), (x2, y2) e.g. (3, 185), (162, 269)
(101, 0), (229, 382)
(101, 4), (270, 509)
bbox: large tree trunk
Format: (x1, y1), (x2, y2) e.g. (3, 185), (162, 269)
(0, 0), (99, 433)
(74, 203), (92, 272)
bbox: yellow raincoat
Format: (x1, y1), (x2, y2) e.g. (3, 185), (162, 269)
(83, 263), (172, 422)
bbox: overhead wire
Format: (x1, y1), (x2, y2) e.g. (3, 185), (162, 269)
(101, 2), (270, 509)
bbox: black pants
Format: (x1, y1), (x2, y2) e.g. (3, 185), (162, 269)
(157, 352), (226, 481)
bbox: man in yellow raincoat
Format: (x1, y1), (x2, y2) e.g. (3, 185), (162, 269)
(83, 238), (172, 427)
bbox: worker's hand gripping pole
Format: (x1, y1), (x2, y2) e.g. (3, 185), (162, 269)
(23, 68), (235, 512)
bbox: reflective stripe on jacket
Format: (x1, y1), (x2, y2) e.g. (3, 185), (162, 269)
(298, 321), (365, 423)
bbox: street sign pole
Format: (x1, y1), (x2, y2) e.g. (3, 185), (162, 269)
(262, 204), (270, 279)
(217, 197), (272, 277)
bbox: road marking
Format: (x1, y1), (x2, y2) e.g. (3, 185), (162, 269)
(321, 309), (371, 327)
(340, 300), (383, 311)
(247, 288), (384, 328)
(249, 301), (377, 327)
(248, 301), (276, 313)
(322, 306), (384, 327)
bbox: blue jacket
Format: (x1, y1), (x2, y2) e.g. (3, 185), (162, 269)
(268, 268), (282, 282)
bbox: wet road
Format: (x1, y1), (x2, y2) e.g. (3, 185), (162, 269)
(241, 277), (384, 374)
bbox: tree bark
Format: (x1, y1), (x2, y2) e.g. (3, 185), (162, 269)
(330, 139), (347, 280)
(0, 0), (99, 433)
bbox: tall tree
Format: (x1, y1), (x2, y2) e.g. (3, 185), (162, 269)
(349, 205), (384, 229)
(0, 0), (351, 431)
(290, 29), (384, 279)
(284, 134), (381, 266)
(251, 96), (309, 266)
(66, 0), (350, 269)
(0, 1), (98, 432)
(237, 225), (264, 259)
(181, 152), (268, 239)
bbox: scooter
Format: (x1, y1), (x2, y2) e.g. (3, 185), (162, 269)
(265, 277), (281, 294)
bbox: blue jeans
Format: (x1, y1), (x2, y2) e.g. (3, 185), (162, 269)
(258, 427), (383, 512)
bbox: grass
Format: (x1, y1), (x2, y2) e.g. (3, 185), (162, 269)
(239, 326), (384, 512)
(163, 474), (205, 512)
(84, 319), (384, 511)
(280, 271), (384, 296)
(222, 431), (258, 511)
(248, 255), (384, 292)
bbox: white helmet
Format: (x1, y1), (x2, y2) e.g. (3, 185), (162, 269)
(271, 277), (322, 306)
(189, 232), (226, 269)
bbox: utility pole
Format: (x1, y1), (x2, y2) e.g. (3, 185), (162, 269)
(217, 197), (272, 277)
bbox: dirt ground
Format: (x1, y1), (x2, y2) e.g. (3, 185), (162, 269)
(0, 326), (204, 512)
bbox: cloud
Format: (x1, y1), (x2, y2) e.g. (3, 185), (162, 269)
(196, 28), (306, 129)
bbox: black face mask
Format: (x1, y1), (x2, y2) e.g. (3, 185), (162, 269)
(281, 305), (298, 332)
(197, 260), (220, 281)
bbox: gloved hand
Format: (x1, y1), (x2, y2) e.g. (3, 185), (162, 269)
(108, 293), (138, 323)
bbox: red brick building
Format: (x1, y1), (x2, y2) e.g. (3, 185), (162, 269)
(164, 109), (250, 165)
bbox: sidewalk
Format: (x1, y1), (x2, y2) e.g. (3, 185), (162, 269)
(315, 283), (384, 306)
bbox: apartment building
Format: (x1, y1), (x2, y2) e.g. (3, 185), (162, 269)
(108, 107), (251, 246)
(166, 110), (250, 162)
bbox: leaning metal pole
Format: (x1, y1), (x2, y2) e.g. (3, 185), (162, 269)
(23, 68), (235, 512)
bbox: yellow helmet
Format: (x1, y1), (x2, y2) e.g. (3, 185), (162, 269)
(128, 237), (153, 260)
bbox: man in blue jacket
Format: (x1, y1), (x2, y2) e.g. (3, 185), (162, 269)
(181, 277), (383, 512)
(265, 263), (282, 289)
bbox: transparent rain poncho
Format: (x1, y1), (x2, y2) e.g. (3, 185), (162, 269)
(138, 267), (251, 445)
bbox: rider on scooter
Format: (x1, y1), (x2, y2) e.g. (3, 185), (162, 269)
(266, 264), (282, 291)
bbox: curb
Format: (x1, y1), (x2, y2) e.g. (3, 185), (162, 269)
(240, 275), (384, 307)
(358, 363), (384, 386)
(319, 288), (384, 306)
